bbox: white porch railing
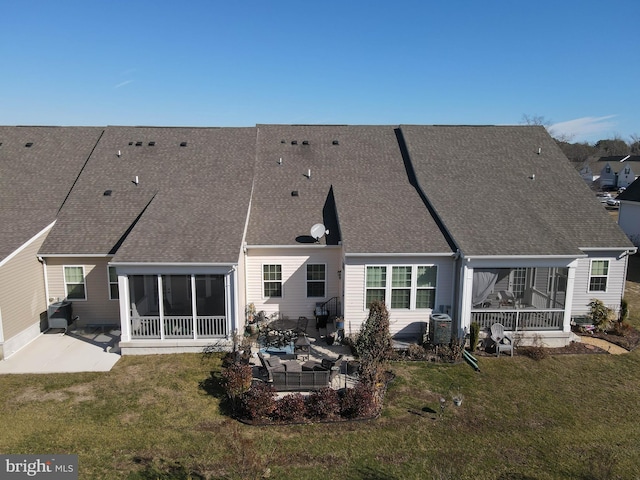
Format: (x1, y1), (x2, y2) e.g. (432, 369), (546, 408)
(471, 309), (564, 331)
(131, 315), (227, 339)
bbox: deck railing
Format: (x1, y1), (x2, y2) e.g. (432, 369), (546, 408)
(471, 309), (564, 331)
(131, 315), (227, 339)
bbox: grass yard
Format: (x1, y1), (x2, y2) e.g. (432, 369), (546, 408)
(2, 264), (640, 479)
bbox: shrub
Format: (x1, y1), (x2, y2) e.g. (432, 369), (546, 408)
(340, 383), (377, 419)
(620, 298), (629, 322)
(588, 299), (614, 332)
(272, 394), (306, 422)
(241, 382), (276, 421)
(405, 343), (428, 360)
(220, 362), (252, 414)
(469, 322), (480, 352)
(355, 301), (393, 386)
(305, 388), (340, 419)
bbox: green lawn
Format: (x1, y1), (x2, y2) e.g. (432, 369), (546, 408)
(2, 268), (640, 479)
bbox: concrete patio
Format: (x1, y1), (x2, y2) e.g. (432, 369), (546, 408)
(0, 327), (121, 374)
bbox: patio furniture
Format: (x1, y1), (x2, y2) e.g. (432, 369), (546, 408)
(294, 335), (311, 360)
(490, 323), (514, 357)
(294, 316), (309, 335)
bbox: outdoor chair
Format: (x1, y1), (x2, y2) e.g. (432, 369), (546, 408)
(490, 323), (514, 357)
(294, 316), (309, 335)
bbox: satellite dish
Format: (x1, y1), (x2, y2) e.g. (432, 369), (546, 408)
(310, 223), (329, 241)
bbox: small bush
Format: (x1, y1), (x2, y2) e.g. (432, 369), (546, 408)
(220, 362), (252, 413)
(272, 394), (306, 422)
(588, 299), (614, 332)
(340, 383), (378, 418)
(620, 298), (629, 322)
(241, 382), (276, 421)
(405, 343), (428, 360)
(520, 345), (548, 361)
(305, 388), (340, 419)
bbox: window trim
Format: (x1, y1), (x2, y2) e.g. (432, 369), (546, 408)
(108, 266), (119, 300)
(306, 263), (327, 298)
(365, 264), (438, 310)
(588, 259), (610, 293)
(262, 264), (283, 298)
(64, 265), (87, 301)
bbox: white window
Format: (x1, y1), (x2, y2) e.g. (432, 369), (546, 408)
(366, 266), (386, 308)
(263, 264), (282, 297)
(108, 266), (119, 300)
(307, 264), (326, 297)
(416, 266), (437, 309)
(366, 265), (437, 310)
(64, 266), (86, 300)
(589, 260), (609, 292)
(391, 266), (411, 309)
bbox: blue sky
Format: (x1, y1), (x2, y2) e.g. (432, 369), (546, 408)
(1, 0), (638, 144)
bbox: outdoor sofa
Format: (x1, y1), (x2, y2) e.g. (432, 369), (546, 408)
(257, 352), (343, 391)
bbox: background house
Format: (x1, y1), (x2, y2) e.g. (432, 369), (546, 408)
(617, 179), (640, 247)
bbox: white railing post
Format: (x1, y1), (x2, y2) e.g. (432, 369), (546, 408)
(158, 275), (165, 340)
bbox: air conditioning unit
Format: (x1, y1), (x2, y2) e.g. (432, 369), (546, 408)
(429, 313), (452, 345)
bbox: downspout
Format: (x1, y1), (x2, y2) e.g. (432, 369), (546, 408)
(38, 256), (50, 306)
(231, 265), (239, 339)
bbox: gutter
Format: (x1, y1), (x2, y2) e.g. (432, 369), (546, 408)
(108, 262), (238, 267)
(37, 256), (50, 305)
(244, 244), (342, 251)
(461, 253), (586, 261)
(344, 252), (455, 258)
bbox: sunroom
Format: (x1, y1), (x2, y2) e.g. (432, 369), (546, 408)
(468, 265), (571, 332)
(116, 265), (239, 353)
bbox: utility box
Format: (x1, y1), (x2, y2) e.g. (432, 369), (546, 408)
(429, 313), (452, 345)
(47, 301), (73, 331)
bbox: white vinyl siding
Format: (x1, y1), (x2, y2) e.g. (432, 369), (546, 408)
(45, 257), (120, 326)
(571, 253), (628, 316)
(246, 248), (341, 320)
(0, 229), (49, 343)
(344, 256), (454, 338)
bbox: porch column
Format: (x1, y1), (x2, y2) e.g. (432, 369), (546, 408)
(118, 274), (131, 342)
(458, 262), (474, 333)
(157, 275), (165, 340)
(563, 261), (578, 333)
(191, 275), (198, 340)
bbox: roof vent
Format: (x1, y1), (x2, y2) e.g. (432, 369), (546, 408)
(135, 141), (142, 146)
(180, 141), (187, 147)
(117, 150), (121, 157)
(103, 190), (112, 196)
(291, 191), (299, 197)
(302, 140), (309, 145)
(148, 141), (155, 146)
(291, 140), (298, 145)
(332, 140), (339, 145)
(128, 142), (134, 145)
(280, 140), (286, 144)
(25, 142), (33, 147)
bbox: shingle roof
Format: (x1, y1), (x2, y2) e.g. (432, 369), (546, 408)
(245, 125), (453, 254)
(400, 125), (633, 256)
(40, 126), (257, 263)
(0, 126), (103, 261)
(617, 178), (640, 202)
(581, 155), (640, 175)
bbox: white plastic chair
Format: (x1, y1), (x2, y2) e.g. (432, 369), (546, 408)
(491, 323), (514, 357)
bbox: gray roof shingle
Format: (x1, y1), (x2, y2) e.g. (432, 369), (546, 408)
(40, 126), (257, 263)
(245, 125), (453, 254)
(400, 125), (633, 256)
(0, 126), (103, 261)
